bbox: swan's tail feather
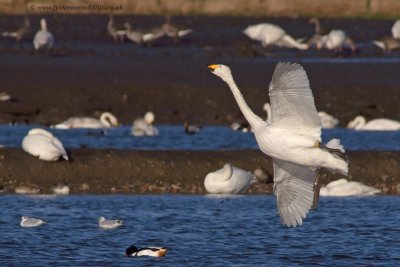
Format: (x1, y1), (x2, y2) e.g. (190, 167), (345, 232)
(281, 35), (309, 50)
(62, 154), (69, 161)
(325, 138), (345, 153)
(2, 31), (18, 38)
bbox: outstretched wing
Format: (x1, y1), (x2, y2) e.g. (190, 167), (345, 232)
(273, 159), (317, 227)
(268, 62), (321, 137)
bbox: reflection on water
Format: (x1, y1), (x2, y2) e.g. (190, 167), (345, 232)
(0, 125), (399, 151)
(0, 195), (399, 266)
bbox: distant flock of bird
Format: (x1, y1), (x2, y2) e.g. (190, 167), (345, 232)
(2, 15), (400, 53)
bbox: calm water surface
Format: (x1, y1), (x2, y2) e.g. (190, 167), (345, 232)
(0, 125), (399, 151)
(1, 195), (399, 266)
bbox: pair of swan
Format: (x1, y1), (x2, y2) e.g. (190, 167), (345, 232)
(208, 62), (348, 227)
(308, 18), (355, 52)
(132, 112), (159, 136)
(243, 23), (308, 50)
(2, 15), (30, 42)
(204, 163), (257, 194)
(373, 20), (400, 53)
(33, 18), (54, 50)
(320, 178), (380, 196)
(22, 128), (68, 161)
(347, 115), (400, 131)
(265, 102), (339, 129)
(53, 112), (119, 129)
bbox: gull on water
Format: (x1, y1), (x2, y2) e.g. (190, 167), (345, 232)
(33, 18), (54, 50)
(53, 112), (119, 129)
(208, 62), (348, 227)
(99, 217), (123, 229)
(20, 216), (45, 228)
(125, 245), (168, 257)
(204, 163), (257, 194)
(131, 112), (159, 136)
(22, 128), (68, 161)
(347, 115), (400, 131)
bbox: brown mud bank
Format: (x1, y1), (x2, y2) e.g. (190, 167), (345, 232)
(0, 148), (398, 195)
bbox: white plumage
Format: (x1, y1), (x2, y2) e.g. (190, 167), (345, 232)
(318, 30), (355, 51)
(204, 163), (257, 194)
(320, 179), (381, 196)
(243, 23), (308, 50)
(318, 111), (339, 128)
(347, 115), (400, 131)
(33, 18), (54, 50)
(20, 216), (45, 228)
(98, 217), (123, 229)
(392, 20), (400, 39)
(22, 128), (68, 161)
(131, 112), (159, 136)
(53, 112), (119, 129)
(208, 63), (348, 227)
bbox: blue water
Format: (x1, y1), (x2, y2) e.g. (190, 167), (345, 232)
(0, 125), (399, 151)
(0, 195), (399, 266)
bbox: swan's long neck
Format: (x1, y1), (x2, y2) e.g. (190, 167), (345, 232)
(40, 19), (47, 31)
(355, 116), (366, 129)
(314, 20), (321, 34)
(224, 77), (264, 130)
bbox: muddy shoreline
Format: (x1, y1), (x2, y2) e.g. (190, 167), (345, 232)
(0, 148), (399, 195)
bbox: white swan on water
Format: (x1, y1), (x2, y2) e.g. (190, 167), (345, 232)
(131, 112), (159, 136)
(22, 128), (68, 161)
(204, 163), (257, 194)
(33, 18), (54, 50)
(243, 23), (308, 50)
(320, 178), (380, 197)
(208, 62), (348, 227)
(317, 30), (356, 52)
(347, 115), (400, 131)
(54, 112), (119, 129)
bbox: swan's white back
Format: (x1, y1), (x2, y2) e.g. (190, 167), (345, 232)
(320, 178), (381, 196)
(131, 112), (159, 136)
(33, 18), (54, 50)
(204, 163), (257, 194)
(22, 128), (68, 161)
(243, 23), (285, 45)
(54, 112), (118, 129)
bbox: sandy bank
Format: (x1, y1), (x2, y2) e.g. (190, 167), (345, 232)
(0, 148), (398, 195)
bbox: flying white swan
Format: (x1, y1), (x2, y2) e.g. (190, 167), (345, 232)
(347, 115), (400, 131)
(204, 163), (257, 194)
(392, 20), (400, 39)
(318, 111), (339, 129)
(243, 23), (308, 50)
(33, 18), (54, 50)
(53, 112), (119, 129)
(131, 112), (159, 136)
(373, 36), (400, 53)
(2, 15), (30, 42)
(317, 30), (356, 52)
(320, 178), (380, 196)
(22, 128), (68, 161)
(208, 62), (348, 227)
